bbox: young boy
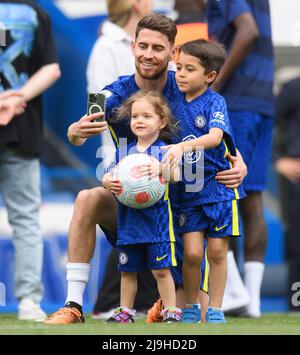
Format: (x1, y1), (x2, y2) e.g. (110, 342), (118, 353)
(163, 39), (246, 323)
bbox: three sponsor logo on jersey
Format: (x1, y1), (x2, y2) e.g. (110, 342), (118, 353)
(210, 111), (225, 126)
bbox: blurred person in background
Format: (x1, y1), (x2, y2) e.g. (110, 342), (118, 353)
(274, 77), (300, 312)
(86, 0), (158, 319)
(173, 0), (208, 47)
(174, 0), (206, 24)
(0, 91), (26, 124)
(0, 0), (60, 320)
(207, 0), (274, 317)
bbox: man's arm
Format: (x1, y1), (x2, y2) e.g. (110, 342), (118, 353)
(215, 149), (247, 188)
(18, 63), (61, 102)
(0, 64), (61, 126)
(212, 12), (259, 92)
(0, 93), (26, 126)
(67, 113), (108, 146)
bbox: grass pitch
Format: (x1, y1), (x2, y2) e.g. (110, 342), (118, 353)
(1, 313), (300, 335)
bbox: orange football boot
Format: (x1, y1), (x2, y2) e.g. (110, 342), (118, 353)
(44, 307), (85, 325)
(146, 298), (164, 323)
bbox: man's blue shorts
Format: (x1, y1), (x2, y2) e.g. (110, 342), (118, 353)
(229, 111), (274, 192)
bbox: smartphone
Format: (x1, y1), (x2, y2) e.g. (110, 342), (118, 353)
(87, 93), (106, 121)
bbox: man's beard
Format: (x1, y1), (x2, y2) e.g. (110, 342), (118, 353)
(135, 61), (169, 81)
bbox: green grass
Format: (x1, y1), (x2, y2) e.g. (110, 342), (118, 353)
(1, 314), (300, 335)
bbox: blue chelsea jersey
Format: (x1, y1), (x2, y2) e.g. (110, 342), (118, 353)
(174, 88), (245, 205)
(102, 71), (182, 147)
(115, 140), (177, 246)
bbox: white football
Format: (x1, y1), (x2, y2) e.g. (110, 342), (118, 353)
(112, 154), (166, 209)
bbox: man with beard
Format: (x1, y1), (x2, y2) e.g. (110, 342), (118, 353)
(45, 14), (246, 324)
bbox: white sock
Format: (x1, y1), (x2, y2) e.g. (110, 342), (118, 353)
(244, 261), (265, 317)
(225, 251), (249, 297)
(65, 263), (90, 307)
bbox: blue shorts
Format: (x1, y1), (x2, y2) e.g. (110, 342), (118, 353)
(100, 225), (117, 247)
(117, 242), (177, 272)
(179, 200), (241, 238)
(229, 111), (274, 192)
(171, 237), (209, 293)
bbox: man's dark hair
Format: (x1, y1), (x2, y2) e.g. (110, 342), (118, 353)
(136, 14), (177, 44)
(179, 39), (226, 74)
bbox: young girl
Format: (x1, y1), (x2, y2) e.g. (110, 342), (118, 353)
(163, 39), (246, 323)
(102, 90), (182, 323)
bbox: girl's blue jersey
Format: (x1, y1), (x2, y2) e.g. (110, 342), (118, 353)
(113, 140), (177, 246)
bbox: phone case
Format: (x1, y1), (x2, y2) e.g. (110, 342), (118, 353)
(87, 93), (106, 121)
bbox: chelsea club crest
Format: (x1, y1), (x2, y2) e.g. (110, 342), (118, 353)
(195, 115), (206, 128)
(119, 252), (128, 265)
(182, 135), (202, 164)
(179, 214), (187, 227)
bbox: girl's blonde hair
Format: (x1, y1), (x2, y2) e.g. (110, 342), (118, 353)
(106, 0), (135, 28)
(116, 90), (179, 143)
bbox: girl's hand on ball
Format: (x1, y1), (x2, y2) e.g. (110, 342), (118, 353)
(140, 160), (161, 179)
(103, 174), (122, 194)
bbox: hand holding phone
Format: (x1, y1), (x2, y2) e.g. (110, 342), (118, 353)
(87, 93), (106, 121)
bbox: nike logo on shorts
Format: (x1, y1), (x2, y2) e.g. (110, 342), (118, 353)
(156, 254), (168, 262)
(215, 224), (228, 232)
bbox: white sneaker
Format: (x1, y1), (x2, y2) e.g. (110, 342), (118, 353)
(18, 298), (47, 322)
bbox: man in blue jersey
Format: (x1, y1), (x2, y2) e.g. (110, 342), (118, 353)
(45, 13), (247, 324)
(207, 0), (275, 317)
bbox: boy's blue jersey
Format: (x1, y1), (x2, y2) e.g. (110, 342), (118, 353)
(102, 71), (181, 147)
(174, 88), (245, 205)
(207, 0), (274, 117)
(114, 140), (177, 246)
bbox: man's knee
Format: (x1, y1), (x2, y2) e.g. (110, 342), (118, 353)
(76, 188), (101, 208)
(75, 187), (110, 216)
